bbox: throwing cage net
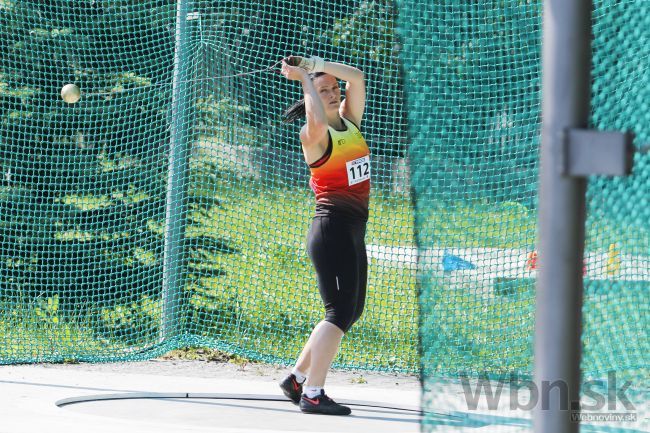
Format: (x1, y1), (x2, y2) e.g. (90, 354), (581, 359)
(397, 0), (649, 430)
(0, 1), (648, 431)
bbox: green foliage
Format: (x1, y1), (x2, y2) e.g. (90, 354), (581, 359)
(98, 295), (161, 345)
(401, 2), (541, 203)
(0, 299), (112, 362)
(34, 295), (61, 325)
(194, 96), (259, 147)
(0, 1), (172, 313)
(322, 0), (406, 157)
(327, 0), (397, 68)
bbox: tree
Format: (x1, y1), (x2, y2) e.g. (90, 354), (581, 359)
(403, 2), (540, 203)
(0, 1), (174, 317)
(323, 0), (407, 157)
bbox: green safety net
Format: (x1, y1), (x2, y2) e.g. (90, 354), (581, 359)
(397, 0), (649, 431)
(0, 0), (415, 370)
(0, 0), (648, 430)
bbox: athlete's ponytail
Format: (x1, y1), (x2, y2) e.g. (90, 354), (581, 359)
(282, 72), (327, 123)
(282, 98), (306, 123)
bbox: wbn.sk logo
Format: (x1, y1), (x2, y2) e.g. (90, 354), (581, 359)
(459, 371), (636, 415)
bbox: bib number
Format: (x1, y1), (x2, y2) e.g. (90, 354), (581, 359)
(346, 155), (370, 186)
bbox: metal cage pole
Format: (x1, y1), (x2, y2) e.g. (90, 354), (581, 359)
(162, 0), (195, 340)
(535, 0), (634, 430)
(535, 1), (591, 432)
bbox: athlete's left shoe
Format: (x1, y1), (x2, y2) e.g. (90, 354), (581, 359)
(299, 390), (352, 415)
(279, 374), (303, 404)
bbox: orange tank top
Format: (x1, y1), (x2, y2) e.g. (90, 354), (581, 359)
(307, 117), (370, 221)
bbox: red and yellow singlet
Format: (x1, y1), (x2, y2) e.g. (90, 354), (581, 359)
(308, 117), (370, 221)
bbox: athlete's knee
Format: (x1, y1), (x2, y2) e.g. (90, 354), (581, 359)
(323, 315), (350, 333)
(323, 317), (348, 333)
(348, 305), (365, 329)
(324, 304), (356, 333)
(346, 287), (366, 330)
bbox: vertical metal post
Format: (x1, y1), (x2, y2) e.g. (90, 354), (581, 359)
(162, 0), (194, 340)
(534, 1), (591, 432)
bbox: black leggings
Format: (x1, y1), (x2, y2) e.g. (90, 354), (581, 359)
(307, 215), (367, 333)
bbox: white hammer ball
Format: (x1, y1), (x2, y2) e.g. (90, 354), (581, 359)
(61, 84), (81, 104)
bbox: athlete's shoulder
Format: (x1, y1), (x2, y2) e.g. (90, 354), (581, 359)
(340, 103), (362, 130)
(300, 122), (330, 147)
(341, 115), (362, 131)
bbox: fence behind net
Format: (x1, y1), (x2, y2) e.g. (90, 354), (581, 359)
(0, 1), (647, 424)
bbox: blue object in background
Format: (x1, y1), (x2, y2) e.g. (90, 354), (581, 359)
(442, 251), (476, 271)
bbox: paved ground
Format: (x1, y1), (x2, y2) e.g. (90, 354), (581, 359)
(2, 360), (647, 433)
(0, 361), (425, 433)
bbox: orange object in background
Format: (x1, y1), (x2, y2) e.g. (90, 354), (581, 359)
(526, 250), (538, 271)
(526, 250), (586, 276)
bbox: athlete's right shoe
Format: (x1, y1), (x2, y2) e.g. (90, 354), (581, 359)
(299, 390), (352, 415)
(279, 374), (303, 404)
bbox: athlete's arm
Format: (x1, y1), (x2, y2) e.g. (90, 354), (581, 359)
(299, 74), (329, 147)
(280, 60), (328, 148)
(323, 62), (365, 127)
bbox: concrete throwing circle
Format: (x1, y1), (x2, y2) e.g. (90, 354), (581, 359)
(57, 392), (426, 433)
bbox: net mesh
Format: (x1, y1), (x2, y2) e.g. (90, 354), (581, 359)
(0, 0), (415, 370)
(397, 0), (649, 430)
(0, 0), (648, 430)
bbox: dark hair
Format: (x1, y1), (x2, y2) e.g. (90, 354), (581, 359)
(282, 72), (327, 123)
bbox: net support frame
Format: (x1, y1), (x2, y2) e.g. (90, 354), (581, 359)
(534, 1), (591, 432)
(162, 0), (194, 340)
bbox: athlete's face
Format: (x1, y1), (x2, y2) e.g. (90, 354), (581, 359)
(313, 74), (341, 112)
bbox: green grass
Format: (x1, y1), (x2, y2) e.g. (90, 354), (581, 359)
(0, 299), (115, 362)
(420, 281), (535, 377)
(416, 200), (536, 249)
(181, 163), (562, 373)
(187, 171), (646, 375)
(183, 172), (419, 370)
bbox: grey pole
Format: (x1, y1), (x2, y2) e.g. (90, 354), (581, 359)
(535, 1), (635, 429)
(534, 1), (591, 432)
(162, 0), (195, 340)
